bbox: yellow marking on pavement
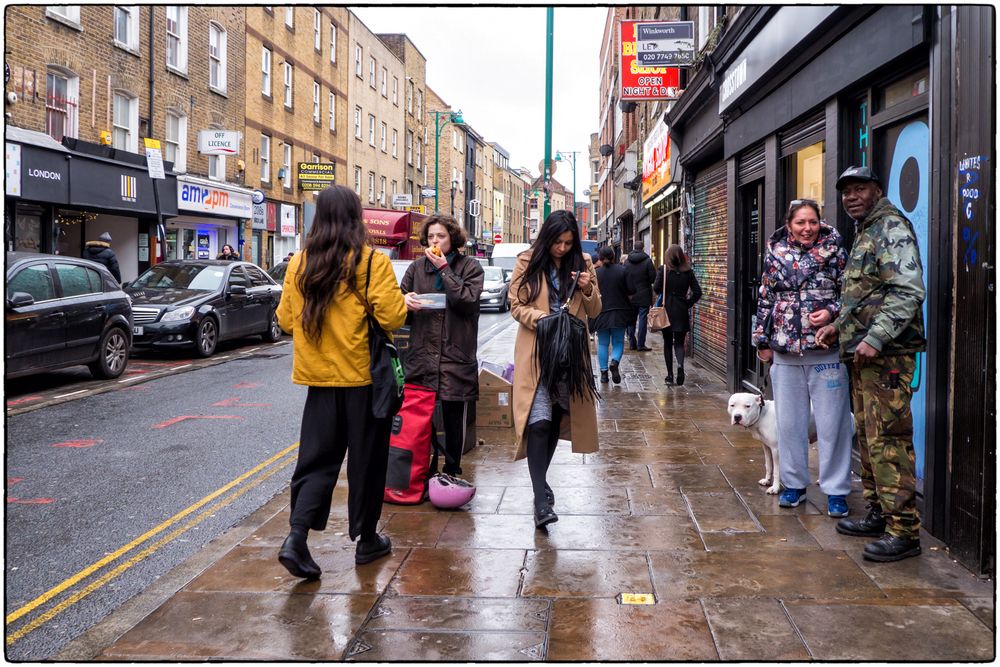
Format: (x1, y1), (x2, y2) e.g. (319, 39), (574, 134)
(6, 454), (296, 646)
(5, 442), (299, 626)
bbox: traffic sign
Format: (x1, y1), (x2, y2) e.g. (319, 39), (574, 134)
(493, 233), (503, 243)
(421, 187), (436, 198)
(143, 138), (165, 180)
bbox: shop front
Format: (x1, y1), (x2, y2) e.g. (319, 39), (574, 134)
(5, 129), (179, 282)
(171, 175), (253, 263)
(641, 113), (680, 266)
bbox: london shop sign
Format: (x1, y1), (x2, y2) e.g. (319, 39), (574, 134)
(197, 130), (241, 156)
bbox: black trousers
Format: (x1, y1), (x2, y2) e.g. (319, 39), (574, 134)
(433, 399), (469, 476)
(661, 330), (687, 370)
(289, 385), (391, 541)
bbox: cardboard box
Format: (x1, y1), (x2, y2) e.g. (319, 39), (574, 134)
(478, 369), (514, 428)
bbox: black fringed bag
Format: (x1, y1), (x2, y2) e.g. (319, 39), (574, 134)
(534, 275), (600, 402)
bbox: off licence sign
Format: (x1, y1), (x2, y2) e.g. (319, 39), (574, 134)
(619, 20), (680, 101)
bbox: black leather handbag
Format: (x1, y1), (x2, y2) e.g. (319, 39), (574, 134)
(350, 251), (405, 419)
(534, 275), (599, 402)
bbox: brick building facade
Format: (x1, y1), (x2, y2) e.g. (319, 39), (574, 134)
(377, 34), (428, 206)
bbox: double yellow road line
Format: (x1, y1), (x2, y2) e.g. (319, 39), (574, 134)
(5, 442), (300, 646)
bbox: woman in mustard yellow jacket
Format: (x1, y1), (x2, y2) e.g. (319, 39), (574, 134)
(275, 185), (406, 578)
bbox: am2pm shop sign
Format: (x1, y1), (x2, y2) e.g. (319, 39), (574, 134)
(178, 182), (253, 218)
(619, 20), (680, 101)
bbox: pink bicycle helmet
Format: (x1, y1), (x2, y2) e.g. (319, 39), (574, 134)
(428, 473), (476, 509)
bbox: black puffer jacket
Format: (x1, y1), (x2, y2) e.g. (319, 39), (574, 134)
(82, 241), (121, 282)
(592, 263), (636, 331)
(624, 250), (656, 308)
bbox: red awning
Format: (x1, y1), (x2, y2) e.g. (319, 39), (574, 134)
(363, 209), (409, 246)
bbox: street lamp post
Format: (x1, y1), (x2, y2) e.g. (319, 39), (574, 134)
(543, 7), (554, 222)
(434, 109), (464, 213)
(555, 150), (579, 223)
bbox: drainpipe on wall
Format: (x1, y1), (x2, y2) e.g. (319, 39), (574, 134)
(147, 6), (166, 262)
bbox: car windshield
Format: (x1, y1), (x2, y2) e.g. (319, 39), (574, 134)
(483, 267), (505, 282)
(131, 264), (225, 291)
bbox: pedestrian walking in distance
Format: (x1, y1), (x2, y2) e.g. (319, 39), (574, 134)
(216, 244), (239, 260)
(817, 166), (926, 563)
(652, 244), (702, 385)
(624, 246), (656, 351)
(82, 231), (121, 283)
(753, 199), (854, 518)
(509, 210), (602, 529)
(401, 214), (484, 478)
(592, 246), (634, 385)
(275, 185), (407, 578)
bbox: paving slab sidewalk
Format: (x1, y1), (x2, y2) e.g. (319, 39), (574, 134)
(73, 335), (995, 661)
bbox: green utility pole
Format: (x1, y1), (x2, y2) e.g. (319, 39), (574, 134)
(543, 7), (554, 222)
(434, 109), (463, 213)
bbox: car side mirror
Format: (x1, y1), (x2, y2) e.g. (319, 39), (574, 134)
(7, 292), (35, 308)
(121, 280), (130, 289)
(228, 285), (247, 296)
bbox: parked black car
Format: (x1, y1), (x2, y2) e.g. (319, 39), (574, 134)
(266, 260), (289, 283)
(5, 252), (132, 379)
(125, 260), (282, 357)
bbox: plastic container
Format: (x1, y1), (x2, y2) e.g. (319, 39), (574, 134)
(414, 293), (447, 309)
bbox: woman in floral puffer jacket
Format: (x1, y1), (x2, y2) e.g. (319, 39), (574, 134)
(752, 199), (855, 518)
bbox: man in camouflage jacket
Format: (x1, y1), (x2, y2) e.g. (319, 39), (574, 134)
(817, 166), (926, 563)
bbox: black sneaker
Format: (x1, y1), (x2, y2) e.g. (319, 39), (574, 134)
(609, 360), (622, 384)
(836, 503), (886, 537)
(278, 533), (321, 579)
(355, 533), (392, 565)
(863, 534), (921, 562)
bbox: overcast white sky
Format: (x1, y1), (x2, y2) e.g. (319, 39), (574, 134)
(353, 6), (608, 203)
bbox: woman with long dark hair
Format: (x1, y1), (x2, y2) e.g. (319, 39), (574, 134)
(275, 185), (407, 578)
(509, 210), (602, 528)
(592, 245), (634, 384)
(652, 244), (702, 385)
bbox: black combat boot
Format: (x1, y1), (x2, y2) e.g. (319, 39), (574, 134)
(863, 534), (921, 562)
(836, 503), (886, 537)
(278, 531), (321, 579)
(609, 360), (622, 384)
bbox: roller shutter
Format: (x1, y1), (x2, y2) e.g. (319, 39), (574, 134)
(690, 161), (728, 379)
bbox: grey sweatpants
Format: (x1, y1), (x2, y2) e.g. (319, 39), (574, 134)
(770, 361), (854, 496)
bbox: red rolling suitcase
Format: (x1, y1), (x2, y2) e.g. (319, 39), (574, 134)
(383, 384), (436, 505)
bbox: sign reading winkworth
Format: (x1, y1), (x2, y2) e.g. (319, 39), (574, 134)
(635, 21), (695, 67)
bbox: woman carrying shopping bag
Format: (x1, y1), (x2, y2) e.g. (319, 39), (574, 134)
(400, 214), (484, 479)
(652, 245), (702, 385)
(508, 210), (602, 529)
(276, 185), (407, 578)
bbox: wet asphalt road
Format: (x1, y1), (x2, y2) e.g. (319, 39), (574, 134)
(5, 312), (512, 660)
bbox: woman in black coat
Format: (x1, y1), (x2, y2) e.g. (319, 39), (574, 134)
(592, 246), (635, 384)
(652, 244), (702, 385)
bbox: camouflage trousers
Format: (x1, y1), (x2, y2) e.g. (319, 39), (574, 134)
(848, 354), (920, 539)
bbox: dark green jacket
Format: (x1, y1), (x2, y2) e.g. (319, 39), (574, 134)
(833, 197), (926, 358)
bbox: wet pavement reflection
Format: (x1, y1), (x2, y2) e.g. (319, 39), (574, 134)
(99, 346), (994, 661)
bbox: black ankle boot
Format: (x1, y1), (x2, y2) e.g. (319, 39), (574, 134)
(609, 360), (622, 384)
(278, 532), (321, 579)
(600, 370), (609, 384)
(863, 534), (921, 562)
(534, 501), (558, 529)
(355, 533), (392, 565)
(676, 367), (685, 386)
(836, 503), (886, 537)
(545, 482), (555, 507)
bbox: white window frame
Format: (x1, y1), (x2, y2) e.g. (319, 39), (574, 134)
(164, 110), (187, 172)
(355, 44), (362, 78)
(328, 91), (336, 131)
(329, 24), (337, 63)
(282, 143), (292, 189)
(406, 79), (413, 114)
(354, 106), (362, 139)
(46, 6), (80, 27)
(415, 139), (422, 171)
(367, 171), (375, 203)
(452, 129), (457, 150)
(45, 68), (79, 141)
(283, 62), (293, 108)
(380, 67), (387, 97)
(260, 134), (271, 183)
(284, 6), (294, 29)
(379, 176), (387, 205)
(312, 81), (321, 123)
(208, 22), (227, 93)
(391, 129), (398, 158)
(313, 9), (321, 50)
(368, 114), (376, 146)
(111, 91), (138, 152)
(368, 56), (376, 88)
(354, 166), (362, 194)
(392, 76), (398, 105)
(416, 89), (423, 118)
(391, 180), (398, 198)
(380, 122), (387, 152)
(113, 6), (139, 52)
(165, 6), (188, 74)
(406, 130), (413, 166)
(261, 47), (272, 97)
(208, 153), (226, 181)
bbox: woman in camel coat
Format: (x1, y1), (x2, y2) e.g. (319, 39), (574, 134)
(509, 210), (602, 529)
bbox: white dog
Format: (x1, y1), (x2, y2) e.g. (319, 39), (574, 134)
(727, 392), (816, 495)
